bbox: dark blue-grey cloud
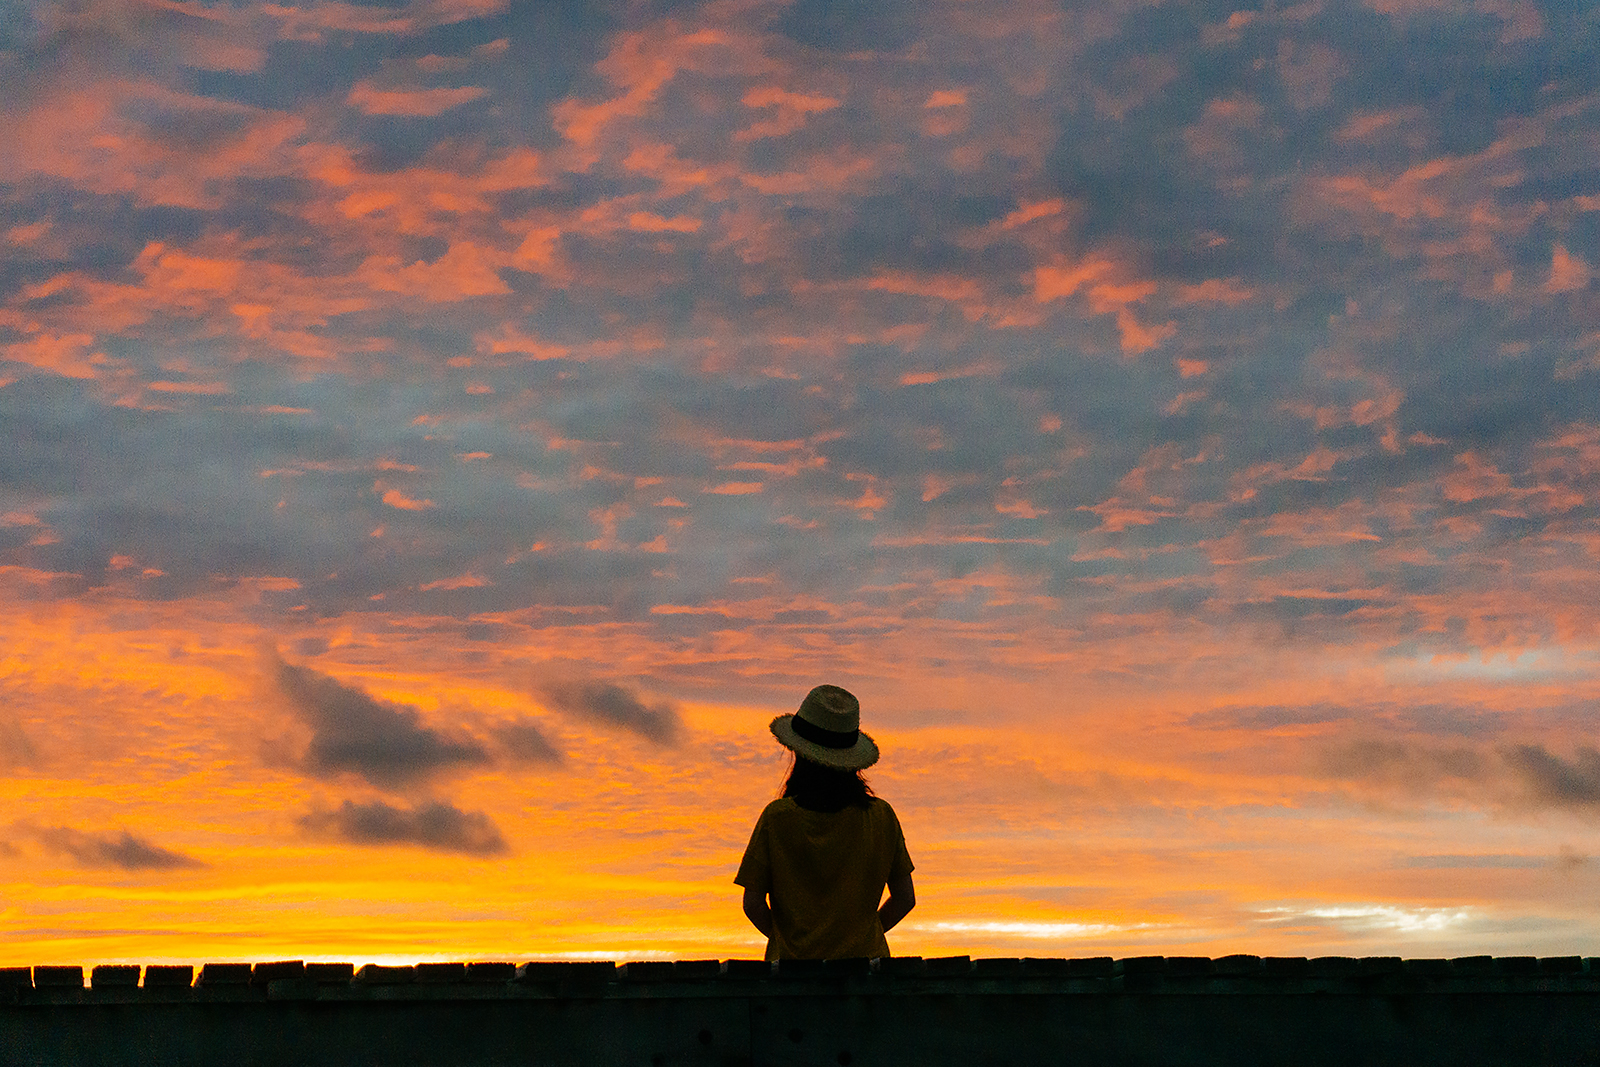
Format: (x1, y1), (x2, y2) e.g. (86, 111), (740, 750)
(272, 655), (492, 789)
(0, 716), (37, 767)
(1503, 744), (1600, 809)
(541, 681), (682, 745)
(1315, 734), (1600, 816)
(33, 826), (205, 871)
(299, 799), (508, 856)
(488, 715), (564, 765)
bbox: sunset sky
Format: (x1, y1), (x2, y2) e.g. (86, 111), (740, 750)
(2, 0), (1599, 968)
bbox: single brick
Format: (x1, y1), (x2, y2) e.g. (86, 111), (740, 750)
(774, 958), (825, 980)
(1214, 955), (1264, 976)
(566, 961), (616, 987)
(1308, 957), (1359, 977)
(464, 962), (516, 983)
(823, 958), (871, 979)
(1263, 957), (1309, 977)
(1164, 957), (1214, 977)
(34, 966), (84, 988)
(415, 963), (467, 984)
(355, 964), (414, 985)
(620, 961), (674, 982)
(1540, 956), (1583, 974)
(196, 963), (251, 986)
(1494, 957), (1539, 975)
(719, 959), (771, 980)
(1358, 957), (1403, 975)
(1402, 959), (1453, 976)
(1066, 957), (1114, 977)
(973, 958), (1022, 978)
(1020, 958), (1069, 977)
(876, 959), (928, 979)
(250, 961), (305, 986)
(872, 956), (925, 977)
(673, 960), (722, 980)
(514, 962), (571, 984)
(305, 963), (355, 983)
(923, 956), (973, 977)
(0, 967), (32, 988)
(1116, 956), (1166, 976)
(142, 965), (194, 988)
(90, 965), (139, 988)
(1450, 956), (1496, 977)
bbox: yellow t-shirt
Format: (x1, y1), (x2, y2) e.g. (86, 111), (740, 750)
(734, 796), (914, 960)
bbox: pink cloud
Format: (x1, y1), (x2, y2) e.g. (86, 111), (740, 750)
(1546, 244), (1591, 294)
(473, 324), (573, 361)
(0, 331), (105, 379)
(263, 0), (508, 40)
(736, 87), (842, 142)
(626, 212), (702, 233)
(380, 486), (435, 511)
(346, 81), (489, 116)
(357, 243), (510, 301)
(551, 27), (738, 163)
(1177, 278), (1257, 305)
(420, 574), (490, 590)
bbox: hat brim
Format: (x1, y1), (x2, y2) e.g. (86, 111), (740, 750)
(770, 714), (879, 770)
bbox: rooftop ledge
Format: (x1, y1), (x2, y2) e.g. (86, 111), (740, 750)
(3, 955), (1598, 1003)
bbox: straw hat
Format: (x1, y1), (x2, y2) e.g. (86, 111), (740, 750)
(770, 684), (879, 770)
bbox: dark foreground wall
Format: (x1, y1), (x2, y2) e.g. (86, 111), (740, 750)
(3, 955), (1598, 1067)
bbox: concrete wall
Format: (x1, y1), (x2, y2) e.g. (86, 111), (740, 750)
(3, 955), (1598, 1066)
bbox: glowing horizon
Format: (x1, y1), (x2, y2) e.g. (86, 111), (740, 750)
(3, 0), (1599, 967)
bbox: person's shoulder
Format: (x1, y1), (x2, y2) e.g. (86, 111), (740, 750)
(758, 797), (801, 819)
(866, 796), (904, 825)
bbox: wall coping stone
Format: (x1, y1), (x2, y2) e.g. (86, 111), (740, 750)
(90, 965), (139, 989)
(251, 961), (305, 986)
(34, 967), (84, 988)
(143, 966), (194, 988)
(197, 964), (251, 986)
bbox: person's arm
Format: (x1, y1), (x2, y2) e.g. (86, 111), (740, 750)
(878, 871), (915, 933)
(742, 885), (774, 938)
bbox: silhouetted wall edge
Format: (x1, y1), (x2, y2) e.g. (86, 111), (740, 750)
(3, 955), (1598, 1066)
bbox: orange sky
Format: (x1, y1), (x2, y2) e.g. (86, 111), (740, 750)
(2, 0), (1599, 966)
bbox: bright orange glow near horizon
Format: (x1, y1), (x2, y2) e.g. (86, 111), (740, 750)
(2, 0), (1599, 969)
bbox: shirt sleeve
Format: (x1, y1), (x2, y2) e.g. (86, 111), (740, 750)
(883, 802), (914, 882)
(733, 805), (772, 891)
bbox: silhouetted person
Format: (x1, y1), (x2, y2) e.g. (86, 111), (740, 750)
(735, 684), (916, 960)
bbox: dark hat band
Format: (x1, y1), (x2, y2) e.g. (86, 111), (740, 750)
(791, 714), (860, 750)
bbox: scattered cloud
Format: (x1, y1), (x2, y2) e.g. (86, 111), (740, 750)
(1503, 744), (1600, 809)
(347, 82), (490, 117)
(299, 799), (509, 856)
(0, 717), (37, 767)
(489, 716), (564, 765)
(32, 827), (205, 871)
(271, 656), (491, 790)
(541, 681), (682, 746)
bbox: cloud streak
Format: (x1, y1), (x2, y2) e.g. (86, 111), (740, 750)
(1503, 744), (1600, 809)
(299, 799), (509, 856)
(272, 656), (492, 790)
(541, 681), (682, 746)
(32, 827), (205, 871)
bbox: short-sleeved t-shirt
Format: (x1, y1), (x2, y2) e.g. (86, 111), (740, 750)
(734, 796), (914, 961)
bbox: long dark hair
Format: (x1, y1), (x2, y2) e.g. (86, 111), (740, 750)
(782, 753), (875, 812)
